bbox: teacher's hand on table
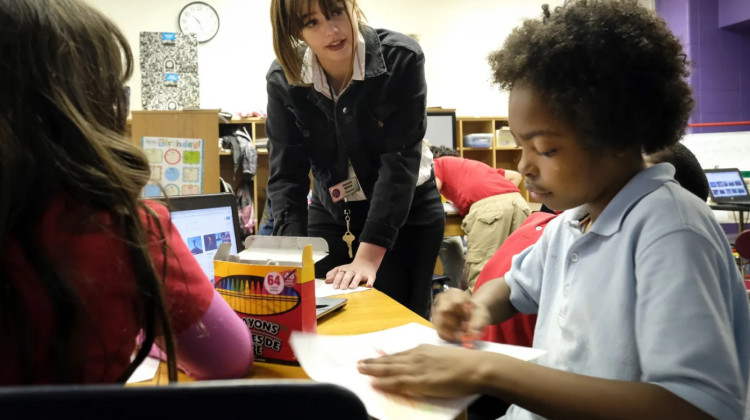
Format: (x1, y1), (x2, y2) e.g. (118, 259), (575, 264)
(326, 260), (377, 289)
(325, 242), (385, 289)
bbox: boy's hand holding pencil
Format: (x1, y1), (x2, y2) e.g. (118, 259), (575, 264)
(432, 289), (491, 347)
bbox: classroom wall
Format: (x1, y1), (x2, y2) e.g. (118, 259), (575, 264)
(87, 0), (273, 117)
(90, 0), (660, 118)
(88, 0), (567, 117)
(718, 0), (750, 29)
(657, 0), (750, 134)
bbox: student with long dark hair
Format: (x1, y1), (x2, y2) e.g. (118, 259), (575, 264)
(267, 0), (444, 317)
(0, 0), (252, 384)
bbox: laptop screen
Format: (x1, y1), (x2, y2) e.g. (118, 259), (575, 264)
(705, 169), (749, 199)
(167, 194), (243, 284)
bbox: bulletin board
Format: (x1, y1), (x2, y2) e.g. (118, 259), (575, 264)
(140, 32), (200, 110)
(142, 136), (204, 197)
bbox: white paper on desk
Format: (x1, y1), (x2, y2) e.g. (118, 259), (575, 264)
(126, 356), (160, 384)
(443, 202), (459, 215)
(290, 322), (546, 420)
(315, 279), (371, 297)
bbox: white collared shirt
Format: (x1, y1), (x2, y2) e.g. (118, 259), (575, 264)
(301, 32), (366, 100)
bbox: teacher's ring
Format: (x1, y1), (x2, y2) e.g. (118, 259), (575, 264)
(339, 269), (347, 273)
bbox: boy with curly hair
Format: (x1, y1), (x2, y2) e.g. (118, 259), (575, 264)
(358, 1), (750, 418)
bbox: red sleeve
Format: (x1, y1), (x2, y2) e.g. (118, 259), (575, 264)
(474, 212), (557, 347)
(433, 158), (444, 180)
(495, 168), (506, 176)
(141, 201), (214, 333)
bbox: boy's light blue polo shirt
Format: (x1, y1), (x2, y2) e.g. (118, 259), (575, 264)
(504, 164), (750, 420)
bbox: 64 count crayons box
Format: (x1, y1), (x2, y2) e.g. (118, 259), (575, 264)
(213, 236), (327, 364)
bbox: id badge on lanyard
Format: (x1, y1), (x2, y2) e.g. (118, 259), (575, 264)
(329, 178), (360, 259)
(328, 176), (361, 203)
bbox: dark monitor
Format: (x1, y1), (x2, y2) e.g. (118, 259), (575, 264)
(425, 109), (456, 149)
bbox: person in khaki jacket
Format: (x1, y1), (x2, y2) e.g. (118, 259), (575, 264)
(431, 146), (530, 293)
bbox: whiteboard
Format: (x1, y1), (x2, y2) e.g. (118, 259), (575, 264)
(425, 113), (456, 149)
(681, 131), (750, 170)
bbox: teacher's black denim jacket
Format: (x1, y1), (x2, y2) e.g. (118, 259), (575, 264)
(265, 26), (427, 249)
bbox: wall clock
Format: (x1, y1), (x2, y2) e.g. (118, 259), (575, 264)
(178, 2), (220, 43)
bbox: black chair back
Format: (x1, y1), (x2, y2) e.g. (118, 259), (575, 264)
(0, 380), (368, 420)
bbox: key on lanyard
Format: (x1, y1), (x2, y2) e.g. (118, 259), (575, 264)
(342, 208), (355, 258)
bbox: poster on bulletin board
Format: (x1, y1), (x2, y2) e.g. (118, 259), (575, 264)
(142, 136), (204, 197)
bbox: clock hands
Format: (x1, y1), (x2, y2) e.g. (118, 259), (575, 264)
(179, 3), (219, 42)
(191, 15), (203, 30)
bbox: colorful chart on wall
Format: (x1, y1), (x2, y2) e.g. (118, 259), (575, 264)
(142, 136), (204, 197)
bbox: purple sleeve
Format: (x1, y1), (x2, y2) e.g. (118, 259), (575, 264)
(152, 289), (253, 379)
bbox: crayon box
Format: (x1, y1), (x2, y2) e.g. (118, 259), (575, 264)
(213, 236), (328, 364)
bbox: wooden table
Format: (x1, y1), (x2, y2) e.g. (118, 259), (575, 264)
(139, 288), (432, 385)
(445, 212), (465, 237)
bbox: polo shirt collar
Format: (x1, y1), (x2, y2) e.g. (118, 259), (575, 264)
(576, 163), (677, 237)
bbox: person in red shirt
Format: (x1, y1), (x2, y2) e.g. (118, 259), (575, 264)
(0, 0), (252, 384)
(431, 147), (530, 292)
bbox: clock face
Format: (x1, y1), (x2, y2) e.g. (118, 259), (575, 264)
(178, 2), (220, 43)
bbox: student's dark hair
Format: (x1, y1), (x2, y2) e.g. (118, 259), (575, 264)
(270, 0), (365, 85)
(0, 0), (176, 383)
(429, 145), (460, 158)
(647, 143), (709, 201)
(489, 0), (694, 154)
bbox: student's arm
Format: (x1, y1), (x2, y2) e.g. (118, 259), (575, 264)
(432, 224), (545, 341)
(160, 289), (253, 379)
(435, 176), (442, 191)
(359, 348), (712, 419)
(431, 278), (517, 342)
(143, 202), (253, 379)
(504, 169), (523, 187)
(362, 272), (712, 418)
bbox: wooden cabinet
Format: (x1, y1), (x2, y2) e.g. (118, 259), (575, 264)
(131, 110), (221, 194)
(130, 113), (530, 231)
(129, 112), (269, 231)
(456, 116), (530, 200)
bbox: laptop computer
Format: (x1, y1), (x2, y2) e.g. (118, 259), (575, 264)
(165, 193), (244, 284)
(315, 296), (347, 319)
(164, 193), (347, 318)
(705, 168), (750, 205)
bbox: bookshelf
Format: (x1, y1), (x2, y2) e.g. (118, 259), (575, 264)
(130, 113), (530, 231)
(456, 116), (529, 200)
(220, 118), (268, 232)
